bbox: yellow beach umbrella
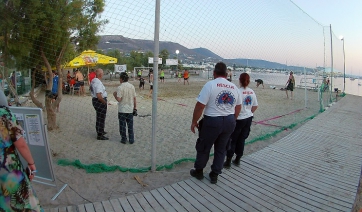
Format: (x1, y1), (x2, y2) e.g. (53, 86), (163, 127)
(66, 50), (117, 68)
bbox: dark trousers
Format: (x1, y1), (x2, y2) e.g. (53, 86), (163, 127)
(194, 114), (236, 174)
(92, 97), (107, 136)
(118, 113), (134, 143)
(227, 116), (253, 158)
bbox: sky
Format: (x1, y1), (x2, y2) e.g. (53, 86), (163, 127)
(101, 0), (361, 75)
(291, 0), (362, 75)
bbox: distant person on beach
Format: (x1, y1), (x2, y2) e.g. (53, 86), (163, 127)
(0, 90), (43, 211)
(183, 70), (189, 85)
(285, 71), (295, 99)
(75, 69), (85, 96)
(148, 69), (154, 98)
(88, 69), (96, 86)
(227, 69), (232, 82)
(224, 73), (258, 169)
(137, 69), (142, 79)
(113, 72), (137, 144)
(255, 79), (264, 88)
(190, 62), (241, 184)
(90, 68), (108, 140)
(139, 77), (145, 90)
(177, 71), (182, 83)
(160, 69), (165, 83)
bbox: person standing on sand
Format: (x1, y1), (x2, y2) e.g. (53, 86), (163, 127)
(90, 68), (108, 140)
(190, 62), (241, 184)
(285, 71), (295, 99)
(75, 69), (85, 96)
(113, 72), (137, 144)
(224, 73), (258, 168)
(148, 69), (154, 98)
(183, 70), (189, 85)
(160, 69), (165, 83)
(177, 71), (182, 83)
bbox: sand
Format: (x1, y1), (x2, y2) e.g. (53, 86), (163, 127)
(22, 75), (361, 210)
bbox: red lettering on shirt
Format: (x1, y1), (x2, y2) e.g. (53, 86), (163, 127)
(243, 91), (254, 94)
(217, 83), (234, 89)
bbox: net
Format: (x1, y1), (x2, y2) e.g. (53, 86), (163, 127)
(0, 0), (346, 174)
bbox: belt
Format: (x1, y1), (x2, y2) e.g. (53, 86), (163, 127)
(92, 97), (107, 100)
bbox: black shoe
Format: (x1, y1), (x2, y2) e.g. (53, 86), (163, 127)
(102, 131), (107, 135)
(97, 135), (109, 140)
(223, 157), (232, 169)
(232, 156), (241, 166)
(120, 140), (127, 144)
(190, 169), (204, 180)
(209, 171), (218, 184)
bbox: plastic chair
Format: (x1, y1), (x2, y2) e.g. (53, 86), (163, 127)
(71, 82), (81, 96)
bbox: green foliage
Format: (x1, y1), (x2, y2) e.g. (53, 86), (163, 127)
(159, 49), (169, 67)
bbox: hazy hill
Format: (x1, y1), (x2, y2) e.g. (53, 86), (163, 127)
(97, 35), (311, 72)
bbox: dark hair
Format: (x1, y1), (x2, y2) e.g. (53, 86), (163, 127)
(239, 73), (250, 88)
(119, 72), (129, 82)
(214, 62), (227, 77)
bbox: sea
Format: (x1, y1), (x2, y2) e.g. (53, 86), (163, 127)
(199, 71), (362, 97)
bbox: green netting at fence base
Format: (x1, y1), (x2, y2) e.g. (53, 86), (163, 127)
(57, 113), (319, 173)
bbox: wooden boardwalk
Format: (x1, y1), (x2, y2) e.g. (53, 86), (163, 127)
(46, 95), (362, 212)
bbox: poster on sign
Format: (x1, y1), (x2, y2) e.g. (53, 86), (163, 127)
(115, 64), (127, 73)
(148, 57), (162, 64)
(166, 59), (178, 66)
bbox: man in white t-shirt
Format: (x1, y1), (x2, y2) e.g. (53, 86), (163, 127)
(190, 62), (242, 184)
(113, 72), (137, 144)
(90, 68), (108, 140)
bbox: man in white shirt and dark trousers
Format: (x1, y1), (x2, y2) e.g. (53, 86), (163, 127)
(113, 72), (137, 144)
(91, 68), (108, 140)
(190, 62), (242, 184)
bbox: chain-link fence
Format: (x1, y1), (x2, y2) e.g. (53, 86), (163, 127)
(1, 0), (346, 173)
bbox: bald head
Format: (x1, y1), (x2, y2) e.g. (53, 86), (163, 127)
(96, 68), (104, 78)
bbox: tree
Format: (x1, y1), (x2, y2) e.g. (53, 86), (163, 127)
(159, 49), (169, 67)
(2, 0), (107, 130)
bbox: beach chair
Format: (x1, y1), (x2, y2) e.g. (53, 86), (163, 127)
(71, 82), (81, 96)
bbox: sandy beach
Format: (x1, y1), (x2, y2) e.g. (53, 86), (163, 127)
(21, 75), (360, 210)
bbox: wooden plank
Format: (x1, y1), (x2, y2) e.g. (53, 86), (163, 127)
(141, 191), (166, 212)
(163, 185), (197, 212)
(101, 201), (115, 212)
(127, 195), (145, 212)
(133, 193), (155, 212)
(219, 171), (284, 211)
(93, 202), (105, 212)
(149, 189), (177, 212)
(189, 177), (241, 211)
(247, 151), (357, 190)
(170, 182), (210, 212)
(245, 154), (357, 200)
(224, 166), (315, 211)
(221, 169), (296, 211)
(237, 159), (352, 210)
(66, 206), (77, 212)
(175, 181), (220, 211)
(251, 148), (358, 188)
(118, 197), (134, 212)
(156, 187), (186, 212)
(236, 160), (351, 210)
(109, 199), (124, 212)
(184, 179), (231, 212)
(243, 155), (355, 203)
(84, 203), (95, 212)
(77, 205), (86, 212)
